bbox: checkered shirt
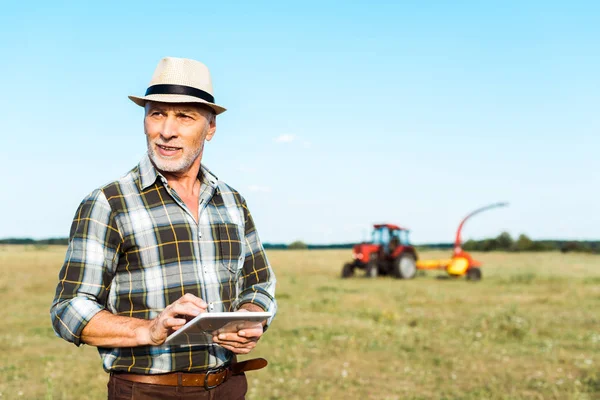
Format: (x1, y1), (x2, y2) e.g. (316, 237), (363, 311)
(50, 154), (277, 374)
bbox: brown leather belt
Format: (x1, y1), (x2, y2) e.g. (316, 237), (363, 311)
(112, 358), (267, 389)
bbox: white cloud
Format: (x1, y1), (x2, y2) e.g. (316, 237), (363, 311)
(274, 134), (313, 149)
(248, 185), (272, 193)
(274, 134), (297, 143)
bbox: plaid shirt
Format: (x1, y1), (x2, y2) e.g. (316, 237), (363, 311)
(50, 154), (277, 374)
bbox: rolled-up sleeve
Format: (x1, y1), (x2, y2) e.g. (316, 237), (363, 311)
(50, 189), (122, 346)
(236, 201), (277, 329)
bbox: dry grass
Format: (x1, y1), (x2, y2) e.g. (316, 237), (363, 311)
(0, 246), (598, 399)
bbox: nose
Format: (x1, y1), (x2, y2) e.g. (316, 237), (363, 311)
(161, 115), (178, 140)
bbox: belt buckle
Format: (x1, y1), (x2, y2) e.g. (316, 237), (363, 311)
(203, 367), (225, 390)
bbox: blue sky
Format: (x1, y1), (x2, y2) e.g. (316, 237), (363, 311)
(0, 1), (598, 244)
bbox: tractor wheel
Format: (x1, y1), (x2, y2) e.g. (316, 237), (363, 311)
(393, 253), (417, 279)
(341, 263), (354, 278)
(466, 268), (482, 281)
(366, 261), (378, 278)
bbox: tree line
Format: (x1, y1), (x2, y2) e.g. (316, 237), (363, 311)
(462, 232), (599, 254)
(2, 235), (598, 253)
(0, 238), (69, 245)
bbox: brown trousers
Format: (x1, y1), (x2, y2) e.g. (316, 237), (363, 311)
(107, 373), (247, 400)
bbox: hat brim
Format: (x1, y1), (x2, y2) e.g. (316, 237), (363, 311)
(128, 94), (226, 115)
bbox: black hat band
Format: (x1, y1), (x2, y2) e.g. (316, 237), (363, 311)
(145, 84), (215, 103)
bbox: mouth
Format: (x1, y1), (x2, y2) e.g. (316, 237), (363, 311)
(155, 143), (182, 157)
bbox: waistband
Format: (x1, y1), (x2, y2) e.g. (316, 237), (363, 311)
(111, 358), (267, 390)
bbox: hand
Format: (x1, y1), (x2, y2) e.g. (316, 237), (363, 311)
(141, 293), (207, 346)
(211, 309), (265, 354)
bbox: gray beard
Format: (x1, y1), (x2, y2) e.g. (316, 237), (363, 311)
(147, 141), (203, 173)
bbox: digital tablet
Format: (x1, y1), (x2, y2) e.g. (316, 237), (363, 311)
(164, 311), (273, 346)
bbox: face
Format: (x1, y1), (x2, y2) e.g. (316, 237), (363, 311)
(144, 102), (216, 173)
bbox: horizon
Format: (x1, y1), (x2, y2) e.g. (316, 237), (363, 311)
(1, 234), (597, 246)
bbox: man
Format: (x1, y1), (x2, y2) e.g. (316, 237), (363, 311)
(50, 57), (277, 399)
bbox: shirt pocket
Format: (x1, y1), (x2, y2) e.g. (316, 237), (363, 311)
(216, 222), (244, 270)
(215, 223), (244, 311)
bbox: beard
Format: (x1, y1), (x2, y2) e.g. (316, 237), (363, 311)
(147, 131), (205, 173)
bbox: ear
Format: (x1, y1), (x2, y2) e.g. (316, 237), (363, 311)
(205, 116), (217, 141)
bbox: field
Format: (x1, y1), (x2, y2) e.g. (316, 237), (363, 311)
(0, 246), (599, 399)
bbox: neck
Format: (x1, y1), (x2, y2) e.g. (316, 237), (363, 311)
(159, 157), (202, 195)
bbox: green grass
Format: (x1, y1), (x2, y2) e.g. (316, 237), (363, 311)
(0, 246), (598, 399)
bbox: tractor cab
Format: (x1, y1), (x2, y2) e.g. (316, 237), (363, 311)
(372, 224), (411, 257)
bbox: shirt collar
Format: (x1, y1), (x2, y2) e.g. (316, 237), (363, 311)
(138, 153), (219, 191)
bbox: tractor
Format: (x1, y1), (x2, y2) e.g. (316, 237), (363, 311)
(341, 224), (418, 279)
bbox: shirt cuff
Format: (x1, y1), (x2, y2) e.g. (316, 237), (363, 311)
(236, 291), (276, 331)
(51, 296), (105, 346)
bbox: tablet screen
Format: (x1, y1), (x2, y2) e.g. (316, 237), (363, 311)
(164, 311), (272, 345)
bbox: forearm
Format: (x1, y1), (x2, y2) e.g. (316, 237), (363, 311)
(81, 310), (153, 348)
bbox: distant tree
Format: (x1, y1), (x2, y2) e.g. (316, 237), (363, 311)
(45, 238), (69, 245)
(288, 240), (308, 250)
(560, 241), (593, 253)
(429, 234), (599, 254)
(263, 243), (288, 250)
(515, 234), (534, 252)
(0, 238), (35, 245)
(463, 239), (478, 251)
(496, 232), (514, 251)
(481, 238), (499, 252)
(561, 242), (575, 253)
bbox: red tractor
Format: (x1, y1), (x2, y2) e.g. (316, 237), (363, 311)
(341, 224), (418, 279)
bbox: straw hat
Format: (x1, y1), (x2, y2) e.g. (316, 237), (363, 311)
(129, 57), (226, 115)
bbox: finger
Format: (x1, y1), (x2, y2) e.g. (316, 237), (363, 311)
(181, 293), (207, 309)
(214, 339), (255, 348)
(214, 333), (254, 344)
(177, 301), (207, 314)
(219, 344), (252, 354)
(166, 303), (204, 319)
(217, 341), (255, 352)
(217, 333), (248, 343)
(163, 317), (187, 329)
(213, 320), (262, 336)
(238, 327), (264, 338)
(149, 317), (186, 344)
